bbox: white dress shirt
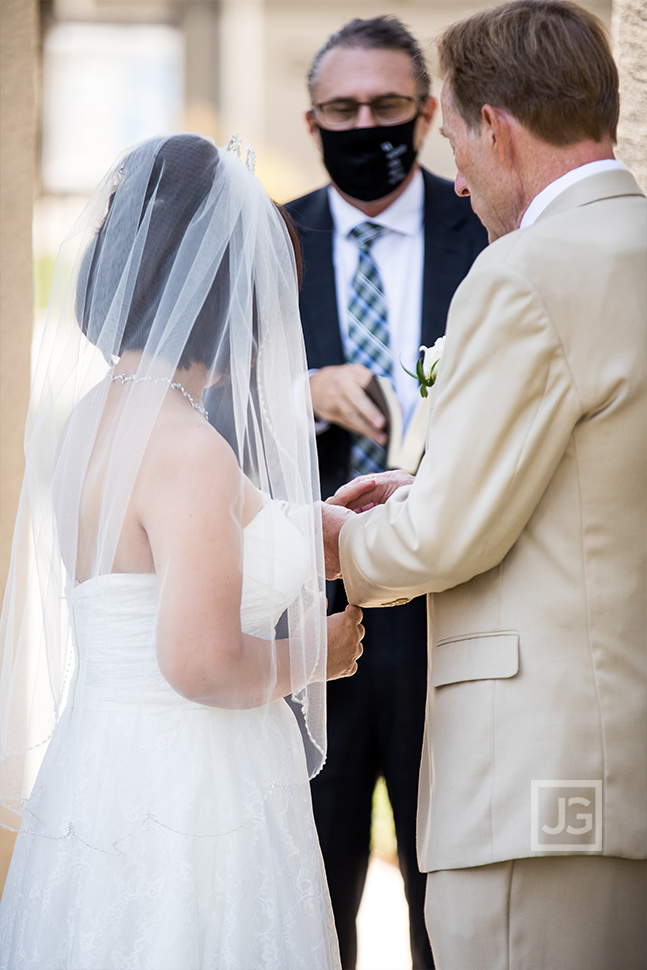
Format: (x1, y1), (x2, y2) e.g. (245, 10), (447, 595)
(328, 169), (425, 428)
(520, 159), (625, 228)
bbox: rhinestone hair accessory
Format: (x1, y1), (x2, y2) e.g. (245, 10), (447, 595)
(226, 133), (256, 175)
(225, 133), (243, 158)
(244, 144), (256, 175)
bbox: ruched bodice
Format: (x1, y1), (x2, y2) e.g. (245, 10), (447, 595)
(238, 500), (310, 635)
(68, 502), (309, 711)
(69, 575), (165, 709)
(0, 501), (338, 970)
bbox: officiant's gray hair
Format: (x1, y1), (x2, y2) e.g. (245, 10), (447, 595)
(307, 15), (431, 100)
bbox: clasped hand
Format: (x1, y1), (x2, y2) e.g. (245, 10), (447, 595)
(320, 469), (415, 580)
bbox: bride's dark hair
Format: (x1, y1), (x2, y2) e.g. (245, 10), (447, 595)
(77, 134), (230, 369)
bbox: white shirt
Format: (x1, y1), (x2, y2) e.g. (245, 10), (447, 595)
(328, 169), (425, 428)
(520, 159), (625, 228)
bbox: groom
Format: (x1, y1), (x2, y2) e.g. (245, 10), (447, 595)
(324, 1), (647, 968)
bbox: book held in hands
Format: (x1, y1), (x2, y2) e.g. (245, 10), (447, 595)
(364, 375), (433, 475)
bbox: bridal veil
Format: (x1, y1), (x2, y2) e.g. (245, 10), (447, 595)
(0, 133), (328, 842)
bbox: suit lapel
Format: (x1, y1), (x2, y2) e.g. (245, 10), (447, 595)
(294, 173), (487, 363)
(293, 190), (345, 367)
(420, 168), (471, 347)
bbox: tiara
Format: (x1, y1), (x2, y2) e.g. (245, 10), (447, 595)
(225, 133), (256, 175)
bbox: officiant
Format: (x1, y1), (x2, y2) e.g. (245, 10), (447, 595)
(285, 17), (486, 969)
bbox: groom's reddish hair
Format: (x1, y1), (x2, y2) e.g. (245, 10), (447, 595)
(437, 0), (619, 146)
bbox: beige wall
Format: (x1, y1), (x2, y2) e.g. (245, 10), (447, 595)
(0, 0), (39, 894)
(613, 0), (647, 191)
(0, 0), (37, 592)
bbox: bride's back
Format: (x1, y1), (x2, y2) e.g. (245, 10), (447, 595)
(73, 368), (262, 586)
(73, 377), (157, 583)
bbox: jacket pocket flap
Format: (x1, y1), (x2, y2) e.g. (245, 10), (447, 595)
(430, 633), (519, 687)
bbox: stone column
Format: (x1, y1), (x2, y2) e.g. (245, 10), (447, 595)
(0, 0), (38, 895)
(612, 0), (647, 191)
(183, 0), (221, 141)
(218, 0), (265, 148)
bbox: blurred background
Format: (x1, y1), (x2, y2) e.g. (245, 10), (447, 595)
(30, 0), (622, 313)
(1, 2), (645, 964)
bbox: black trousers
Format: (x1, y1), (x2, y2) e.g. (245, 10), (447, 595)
(311, 583), (434, 970)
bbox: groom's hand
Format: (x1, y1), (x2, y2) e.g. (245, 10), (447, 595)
(321, 502), (354, 580)
(325, 476), (376, 511)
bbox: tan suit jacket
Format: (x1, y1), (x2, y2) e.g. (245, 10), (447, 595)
(340, 170), (647, 872)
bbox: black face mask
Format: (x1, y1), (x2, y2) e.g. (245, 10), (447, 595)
(318, 117), (419, 202)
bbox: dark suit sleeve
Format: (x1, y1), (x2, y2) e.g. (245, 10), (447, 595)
(419, 169), (488, 347)
(285, 189), (351, 498)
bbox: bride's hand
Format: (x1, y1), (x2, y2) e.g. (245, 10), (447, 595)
(320, 502), (355, 580)
(326, 605), (364, 680)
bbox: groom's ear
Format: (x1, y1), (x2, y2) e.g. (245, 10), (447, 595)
(481, 104), (517, 171)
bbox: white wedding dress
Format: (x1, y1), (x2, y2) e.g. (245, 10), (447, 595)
(0, 502), (340, 970)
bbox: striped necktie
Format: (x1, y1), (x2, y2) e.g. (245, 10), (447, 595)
(346, 221), (393, 476)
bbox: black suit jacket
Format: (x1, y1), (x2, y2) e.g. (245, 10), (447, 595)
(285, 168), (488, 499)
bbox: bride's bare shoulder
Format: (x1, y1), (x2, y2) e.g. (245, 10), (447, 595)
(143, 415), (242, 501)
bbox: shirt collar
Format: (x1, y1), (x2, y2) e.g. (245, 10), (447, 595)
(520, 159), (626, 228)
(328, 167), (424, 239)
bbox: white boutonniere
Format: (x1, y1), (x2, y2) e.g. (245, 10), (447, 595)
(403, 336), (446, 398)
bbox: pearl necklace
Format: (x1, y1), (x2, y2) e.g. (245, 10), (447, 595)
(110, 373), (209, 420)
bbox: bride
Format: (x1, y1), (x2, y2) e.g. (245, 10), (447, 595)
(0, 134), (364, 969)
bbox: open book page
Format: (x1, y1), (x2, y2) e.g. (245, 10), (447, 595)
(364, 376), (432, 475)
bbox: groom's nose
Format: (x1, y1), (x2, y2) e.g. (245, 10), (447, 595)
(454, 171), (470, 197)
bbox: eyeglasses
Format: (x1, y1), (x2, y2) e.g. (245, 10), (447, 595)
(311, 95), (422, 130)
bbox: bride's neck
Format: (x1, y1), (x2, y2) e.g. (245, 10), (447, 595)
(115, 351), (209, 401)
(172, 363), (209, 402)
